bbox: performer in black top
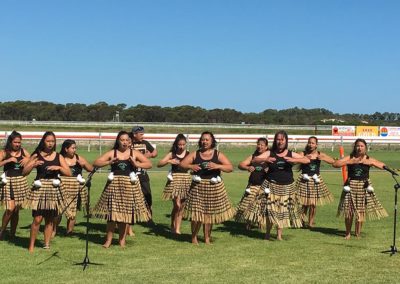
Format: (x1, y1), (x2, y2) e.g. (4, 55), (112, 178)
(254, 130), (309, 240)
(333, 138), (388, 239)
(296, 136), (335, 228)
(54, 139), (94, 236)
(235, 137), (269, 229)
(0, 131), (30, 240)
(131, 126), (157, 217)
(180, 131), (235, 244)
(23, 131), (71, 252)
(92, 131), (151, 248)
(157, 134), (191, 234)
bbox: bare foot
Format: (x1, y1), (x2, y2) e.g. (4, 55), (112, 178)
(119, 240), (126, 248)
(28, 247), (34, 253)
(102, 241), (112, 248)
(51, 231), (56, 238)
(277, 235), (283, 241)
(127, 227), (135, 237)
(344, 234), (351, 240)
(191, 236), (199, 245)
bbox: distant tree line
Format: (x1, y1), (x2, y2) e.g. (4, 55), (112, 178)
(0, 101), (399, 125)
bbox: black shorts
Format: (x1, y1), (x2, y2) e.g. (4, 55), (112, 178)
(32, 209), (58, 218)
(139, 174), (152, 207)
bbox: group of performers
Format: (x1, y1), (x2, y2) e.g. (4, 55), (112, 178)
(0, 128), (392, 251)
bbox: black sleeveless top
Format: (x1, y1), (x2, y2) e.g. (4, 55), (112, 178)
(193, 149), (221, 179)
(66, 154), (83, 177)
(171, 151), (189, 173)
(111, 149), (135, 176)
(3, 149), (26, 177)
(301, 151), (321, 175)
(266, 151), (294, 185)
(348, 156), (370, 180)
(248, 154), (268, 186)
(36, 152), (61, 179)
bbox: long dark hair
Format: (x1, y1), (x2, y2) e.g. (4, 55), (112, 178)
(113, 131), (130, 150)
(198, 131), (217, 149)
(4, 130), (22, 152)
(60, 139), (76, 157)
(271, 130), (288, 153)
(33, 131), (56, 155)
(351, 138), (368, 157)
(170, 134), (187, 154)
(253, 137), (268, 156)
(304, 136), (318, 154)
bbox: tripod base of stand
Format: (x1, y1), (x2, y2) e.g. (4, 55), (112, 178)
(74, 256), (103, 271)
(381, 245), (398, 256)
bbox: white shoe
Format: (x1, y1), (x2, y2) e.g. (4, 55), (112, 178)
(343, 185), (351, 193)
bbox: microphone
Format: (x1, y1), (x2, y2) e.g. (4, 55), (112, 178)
(86, 167), (99, 180)
(383, 166), (399, 176)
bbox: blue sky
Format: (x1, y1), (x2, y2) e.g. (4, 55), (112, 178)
(1, 0), (399, 114)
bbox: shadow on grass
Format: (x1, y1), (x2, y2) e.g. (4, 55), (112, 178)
(69, 222), (107, 245)
(5, 234), (35, 249)
(309, 226), (346, 237)
(214, 221), (266, 240)
(140, 221), (192, 243)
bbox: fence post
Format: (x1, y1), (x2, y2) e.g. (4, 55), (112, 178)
(99, 132), (102, 156)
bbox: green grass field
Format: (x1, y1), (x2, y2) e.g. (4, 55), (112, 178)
(1, 148), (399, 283)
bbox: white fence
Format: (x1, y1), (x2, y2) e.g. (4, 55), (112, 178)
(1, 131), (400, 144)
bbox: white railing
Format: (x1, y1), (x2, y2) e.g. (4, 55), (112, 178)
(1, 131), (400, 144)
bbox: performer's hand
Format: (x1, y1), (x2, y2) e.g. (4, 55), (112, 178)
(46, 165), (60, 171)
(348, 157), (361, 165)
(33, 157), (44, 167)
(109, 157), (119, 165)
(7, 157), (18, 164)
(20, 156), (30, 167)
(129, 156), (137, 166)
(283, 156), (296, 163)
(192, 164), (202, 171)
(206, 162), (220, 170)
(265, 157), (276, 163)
(169, 159), (180, 165)
(361, 158), (373, 166)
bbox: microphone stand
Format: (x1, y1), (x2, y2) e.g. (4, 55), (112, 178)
(382, 168), (400, 256)
(72, 167), (103, 270)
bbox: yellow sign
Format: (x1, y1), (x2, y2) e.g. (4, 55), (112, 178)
(356, 126), (379, 136)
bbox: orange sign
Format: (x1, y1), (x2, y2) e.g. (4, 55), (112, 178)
(356, 126), (379, 136)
